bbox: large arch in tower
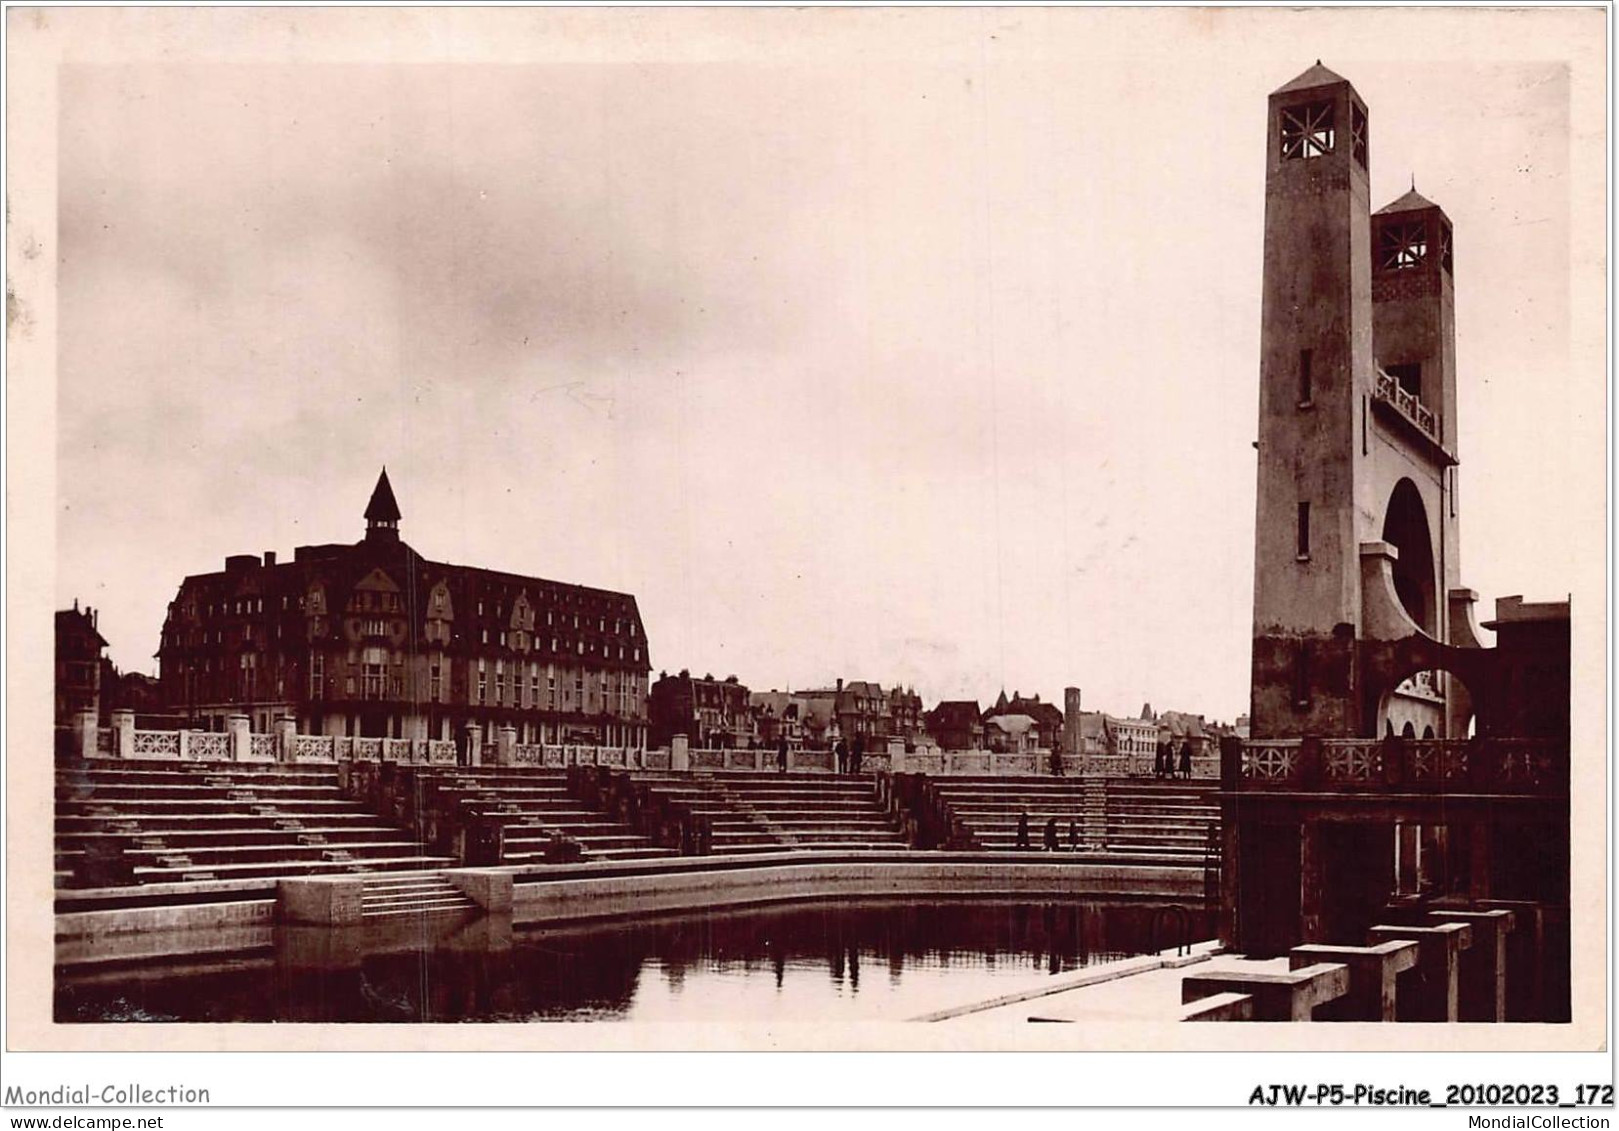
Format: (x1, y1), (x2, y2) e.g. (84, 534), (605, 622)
(1381, 478), (1437, 635)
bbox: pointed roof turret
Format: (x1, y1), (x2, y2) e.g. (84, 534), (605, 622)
(1272, 60), (1350, 96)
(365, 468), (401, 524)
(1375, 187), (1441, 215)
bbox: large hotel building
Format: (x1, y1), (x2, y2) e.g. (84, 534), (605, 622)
(157, 471), (651, 746)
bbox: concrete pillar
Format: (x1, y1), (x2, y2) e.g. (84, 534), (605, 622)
(108, 709), (133, 760)
(1430, 909), (1513, 1022)
(888, 739), (906, 773)
(497, 725), (517, 767)
(447, 868), (514, 914)
(1182, 963), (1350, 1021)
(1396, 824), (1420, 895)
(279, 877), (364, 925)
(78, 708), (104, 760)
(1299, 819), (1324, 944)
(275, 716), (297, 762)
(1367, 922), (1472, 1021)
(1468, 899), (1544, 1021)
(1467, 823), (1492, 901)
(1290, 940), (1419, 1021)
(671, 734), (690, 772)
(463, 723), (482, 767)
(226, 714), (250, 762)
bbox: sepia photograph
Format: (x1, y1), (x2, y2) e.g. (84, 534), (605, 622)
(3, 2), (1610, 1113)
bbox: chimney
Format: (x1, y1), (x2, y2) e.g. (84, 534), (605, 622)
(264, 551), (277, 567)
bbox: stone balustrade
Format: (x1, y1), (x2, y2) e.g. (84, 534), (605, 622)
(1231, 735), (1565, 796)
(63, 717), (1234, 783)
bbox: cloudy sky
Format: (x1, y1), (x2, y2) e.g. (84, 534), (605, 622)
(47, 8), (1604, 722)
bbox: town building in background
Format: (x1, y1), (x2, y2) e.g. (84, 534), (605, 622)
(648, 670), (752, 748)
(984, 690), (1065, 752)
(155, 470), (651, 746)
(54, 601), (106, 724)
(924, 700), (983, 751)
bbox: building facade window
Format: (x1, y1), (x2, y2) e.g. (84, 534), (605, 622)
(477, 659), (487, 705)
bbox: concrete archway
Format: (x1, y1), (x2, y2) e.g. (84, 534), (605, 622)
(1382, 478), (1438, 635)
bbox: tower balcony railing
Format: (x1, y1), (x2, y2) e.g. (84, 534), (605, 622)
(1373, 369), (1439, 442)
(1229, 736), (1565, 797)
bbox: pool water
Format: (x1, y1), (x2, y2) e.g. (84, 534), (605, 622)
(56, 897), (1211, 1023)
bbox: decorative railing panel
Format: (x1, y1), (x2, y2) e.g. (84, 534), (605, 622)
(948, 752), (990, 775)
(692, 749), (726, 769)
(1240, 741), (1300, 783)
(1231, 737), (1564, 796)
(427, 739), (457, 765)
(382, 738), (412, 763)
(186, 731), (230, 760)
(249, 734), (278, 760)
(793, 750), (834, 772)
(1322, 741), (1382, 784)
(293, 734), (334, 762)
(643, 748), (671, 770)
(905, 752), (943, 776)
(353, 737), (382, 761)
(1374, 369), (1439, 441)
(132, 730), (181, 758)
(512, 744), (543, 766)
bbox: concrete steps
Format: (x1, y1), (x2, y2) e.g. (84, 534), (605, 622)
(417, 767), (678, 864)
(930, 777), (1219, 856)
(359, 873), (477, 920)
(53, 762), (451, 889)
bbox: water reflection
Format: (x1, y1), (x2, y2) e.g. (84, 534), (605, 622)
(56, 898), (1209, 1024)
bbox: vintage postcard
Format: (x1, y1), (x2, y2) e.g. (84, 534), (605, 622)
(4, 4), (1609, 1105)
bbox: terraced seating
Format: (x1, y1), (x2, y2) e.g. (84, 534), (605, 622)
(1103, 781), (1220, 860)
(928, 776), (1219, 859)
(706, 772), (910, 851)
(629, 773), (785, 854)
(418, 767), (678, 864)
(55, 761), (453, 888)
(626, 772), (909, 854)
(929, 777), (1090, 851)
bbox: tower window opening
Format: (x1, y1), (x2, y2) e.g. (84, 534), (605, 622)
(1350, 101), (1368, 169)
(1280, 101), (1335, 159)
(1297, 348), (1314, 405)
(1379, 220), (1427, 271)
(1386, 362), (1422, 399)
(1296, 502), (1311, 559)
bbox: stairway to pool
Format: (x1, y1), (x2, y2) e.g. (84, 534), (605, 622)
(359, 873), (478, 920)
(418, 767), (678, 864)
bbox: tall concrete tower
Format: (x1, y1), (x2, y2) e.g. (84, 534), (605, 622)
(1063, 687), (1083, 755)
(1251, 64), (1468, 740)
